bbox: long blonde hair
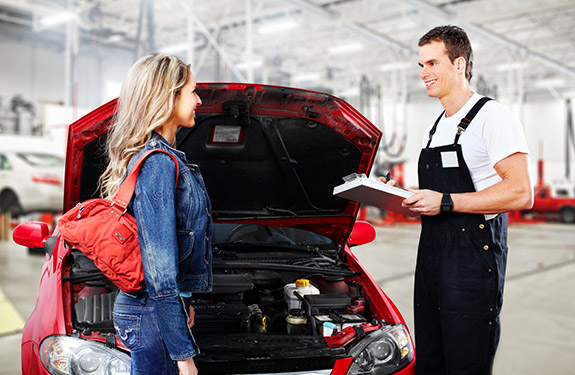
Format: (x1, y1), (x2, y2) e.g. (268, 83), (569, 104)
(100, 54), (190, 199)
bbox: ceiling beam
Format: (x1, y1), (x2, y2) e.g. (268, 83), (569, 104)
(286, 0), (417, 58)
(286, 0), (335, 20)
(400, 0), (575, 78)
(0, 0), (62, 15)
(186, 9), (247, 82)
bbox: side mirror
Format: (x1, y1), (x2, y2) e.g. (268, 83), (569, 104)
(348, 221), (376, 247)
(12, 221), (51, 249)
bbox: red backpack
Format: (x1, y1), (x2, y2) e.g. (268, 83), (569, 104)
(58, 149), (178, 293)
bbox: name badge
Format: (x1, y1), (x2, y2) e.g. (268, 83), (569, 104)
(441, 151), (459, 168)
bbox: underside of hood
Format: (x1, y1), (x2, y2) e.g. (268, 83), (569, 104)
(64, 83), (381, 244)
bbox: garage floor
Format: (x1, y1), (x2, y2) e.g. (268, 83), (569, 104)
(0, 222), (573, 374)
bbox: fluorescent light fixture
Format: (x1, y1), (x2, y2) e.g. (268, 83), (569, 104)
(534, 78), (566, 88)
(496, 62), (527, 71)
(338, 88), (360, 97)
(236, 59), (264, 70)
(292, 72), (322, 83)
(380, 62), (411, 71)
(258, 19), (298, 34)
(328, 42), (364, 55)
(159, 43), (189, 54)
(36, 11), (76, 29)
(107, 34), (124, 43)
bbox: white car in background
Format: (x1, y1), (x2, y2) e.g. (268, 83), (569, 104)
(0, 145), (64, 217)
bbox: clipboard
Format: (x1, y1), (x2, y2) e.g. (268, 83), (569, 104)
(333, 173), (419, 217)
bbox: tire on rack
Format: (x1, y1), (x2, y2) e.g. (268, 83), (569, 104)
(559, 206), (575, 224)
(0, 190), (22, 218)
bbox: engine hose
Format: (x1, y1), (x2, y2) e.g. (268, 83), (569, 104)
(294, 291), (317, 336)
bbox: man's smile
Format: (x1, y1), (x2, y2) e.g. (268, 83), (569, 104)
(424, 79), (437, 89)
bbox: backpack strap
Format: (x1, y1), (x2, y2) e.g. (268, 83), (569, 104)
(112, 149), (179, 209)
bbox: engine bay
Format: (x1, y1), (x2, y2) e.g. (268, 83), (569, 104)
(66, 224), (389, 372)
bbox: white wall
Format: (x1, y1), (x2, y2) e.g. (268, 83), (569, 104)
(0, 40), (65, 107)
(0, 35), (132, 137)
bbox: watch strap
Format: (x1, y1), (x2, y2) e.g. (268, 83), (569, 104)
(441, 193), (453, 213)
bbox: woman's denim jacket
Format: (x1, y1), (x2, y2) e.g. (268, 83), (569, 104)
(126, 133), (213, 359)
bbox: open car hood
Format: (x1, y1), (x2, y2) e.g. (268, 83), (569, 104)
(64, 83), (381, 244)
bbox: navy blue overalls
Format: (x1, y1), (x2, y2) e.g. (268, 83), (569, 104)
(415, 97), (508, 375)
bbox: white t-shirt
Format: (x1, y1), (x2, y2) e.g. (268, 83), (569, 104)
(421, 94), (529, 218)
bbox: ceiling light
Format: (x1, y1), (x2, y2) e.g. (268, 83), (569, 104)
(236, 60), (264, 70)
(258, 19), (298, 34)
(328, 43), (364, 55)
(338, 88), (360, 97)
(159, 43), (189, 54)
(292, 72), (322, 83)
(380, 62), (411, 72)
(107, 34), (124, 43)
(534, 78), (566, 88)
(496, 62), (527, 71)
(35, 11), (76, 30)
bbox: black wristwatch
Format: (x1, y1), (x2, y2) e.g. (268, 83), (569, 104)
(441, 193), (453, 213)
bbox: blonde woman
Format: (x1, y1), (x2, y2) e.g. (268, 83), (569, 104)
(102, 54), (212, 375)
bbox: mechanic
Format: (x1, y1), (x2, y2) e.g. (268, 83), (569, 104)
(380, 25), (533, 374)
(101, 54), (212, 375)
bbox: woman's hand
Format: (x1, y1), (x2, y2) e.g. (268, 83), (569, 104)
(177, 357), (198, 375)
(188, 305), (195, 328)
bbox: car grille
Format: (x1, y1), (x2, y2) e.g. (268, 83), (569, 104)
(197, 356), (335, 375)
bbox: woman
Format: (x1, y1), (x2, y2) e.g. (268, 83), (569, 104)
(101, 54), (212, 375)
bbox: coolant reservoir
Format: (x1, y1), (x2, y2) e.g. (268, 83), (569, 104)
(284, 279), (320, 310)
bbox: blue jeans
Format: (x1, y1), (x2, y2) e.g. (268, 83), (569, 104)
(113, 291), (180, 375)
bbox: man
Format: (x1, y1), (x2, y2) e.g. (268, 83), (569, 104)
(381, 26), (533, 374)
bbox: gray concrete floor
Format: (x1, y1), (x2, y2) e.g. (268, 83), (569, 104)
(0, 222), (573, 374)
(352, 221), (575, 375)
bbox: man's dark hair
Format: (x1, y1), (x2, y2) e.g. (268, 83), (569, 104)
(419, 25), (473, 81)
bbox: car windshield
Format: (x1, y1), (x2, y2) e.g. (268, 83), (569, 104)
(213, 223), (336, 247)
(17, 152), (65, 167)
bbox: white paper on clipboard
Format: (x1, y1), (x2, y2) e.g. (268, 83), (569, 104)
(333, 174), (419, 217)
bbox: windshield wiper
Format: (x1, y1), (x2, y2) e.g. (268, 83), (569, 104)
(214, 241), (326, 253)
(212, 260), (360, 277)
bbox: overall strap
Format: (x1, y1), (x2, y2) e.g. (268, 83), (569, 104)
(453, 96), (492, 144)
(425, 111), (445, 149)
(425, 96), (493, 149)
(113, 149), (179, 209)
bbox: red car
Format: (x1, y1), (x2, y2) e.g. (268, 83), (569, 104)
(13, 83), (415, 375)
(529, 184), (575, 223)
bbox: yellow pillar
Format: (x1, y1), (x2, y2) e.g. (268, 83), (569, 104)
(0, 212), (11, 241)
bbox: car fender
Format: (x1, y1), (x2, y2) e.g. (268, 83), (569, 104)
(21, 236), (68, 374)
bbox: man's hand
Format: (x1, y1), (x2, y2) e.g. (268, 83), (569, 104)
(402, 189), (443, 216)
(188, 305), (195, 328)
(377, 176), (399, 187)
(177, 357), (198, 375)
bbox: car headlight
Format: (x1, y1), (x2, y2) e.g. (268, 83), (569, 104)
(39, 335), (130, 375)
(346, 324), (414, 375)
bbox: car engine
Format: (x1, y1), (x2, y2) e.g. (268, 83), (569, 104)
(67, 236), (387, 373)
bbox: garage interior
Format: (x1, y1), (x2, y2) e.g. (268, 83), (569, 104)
(0, 0), (574, 374)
